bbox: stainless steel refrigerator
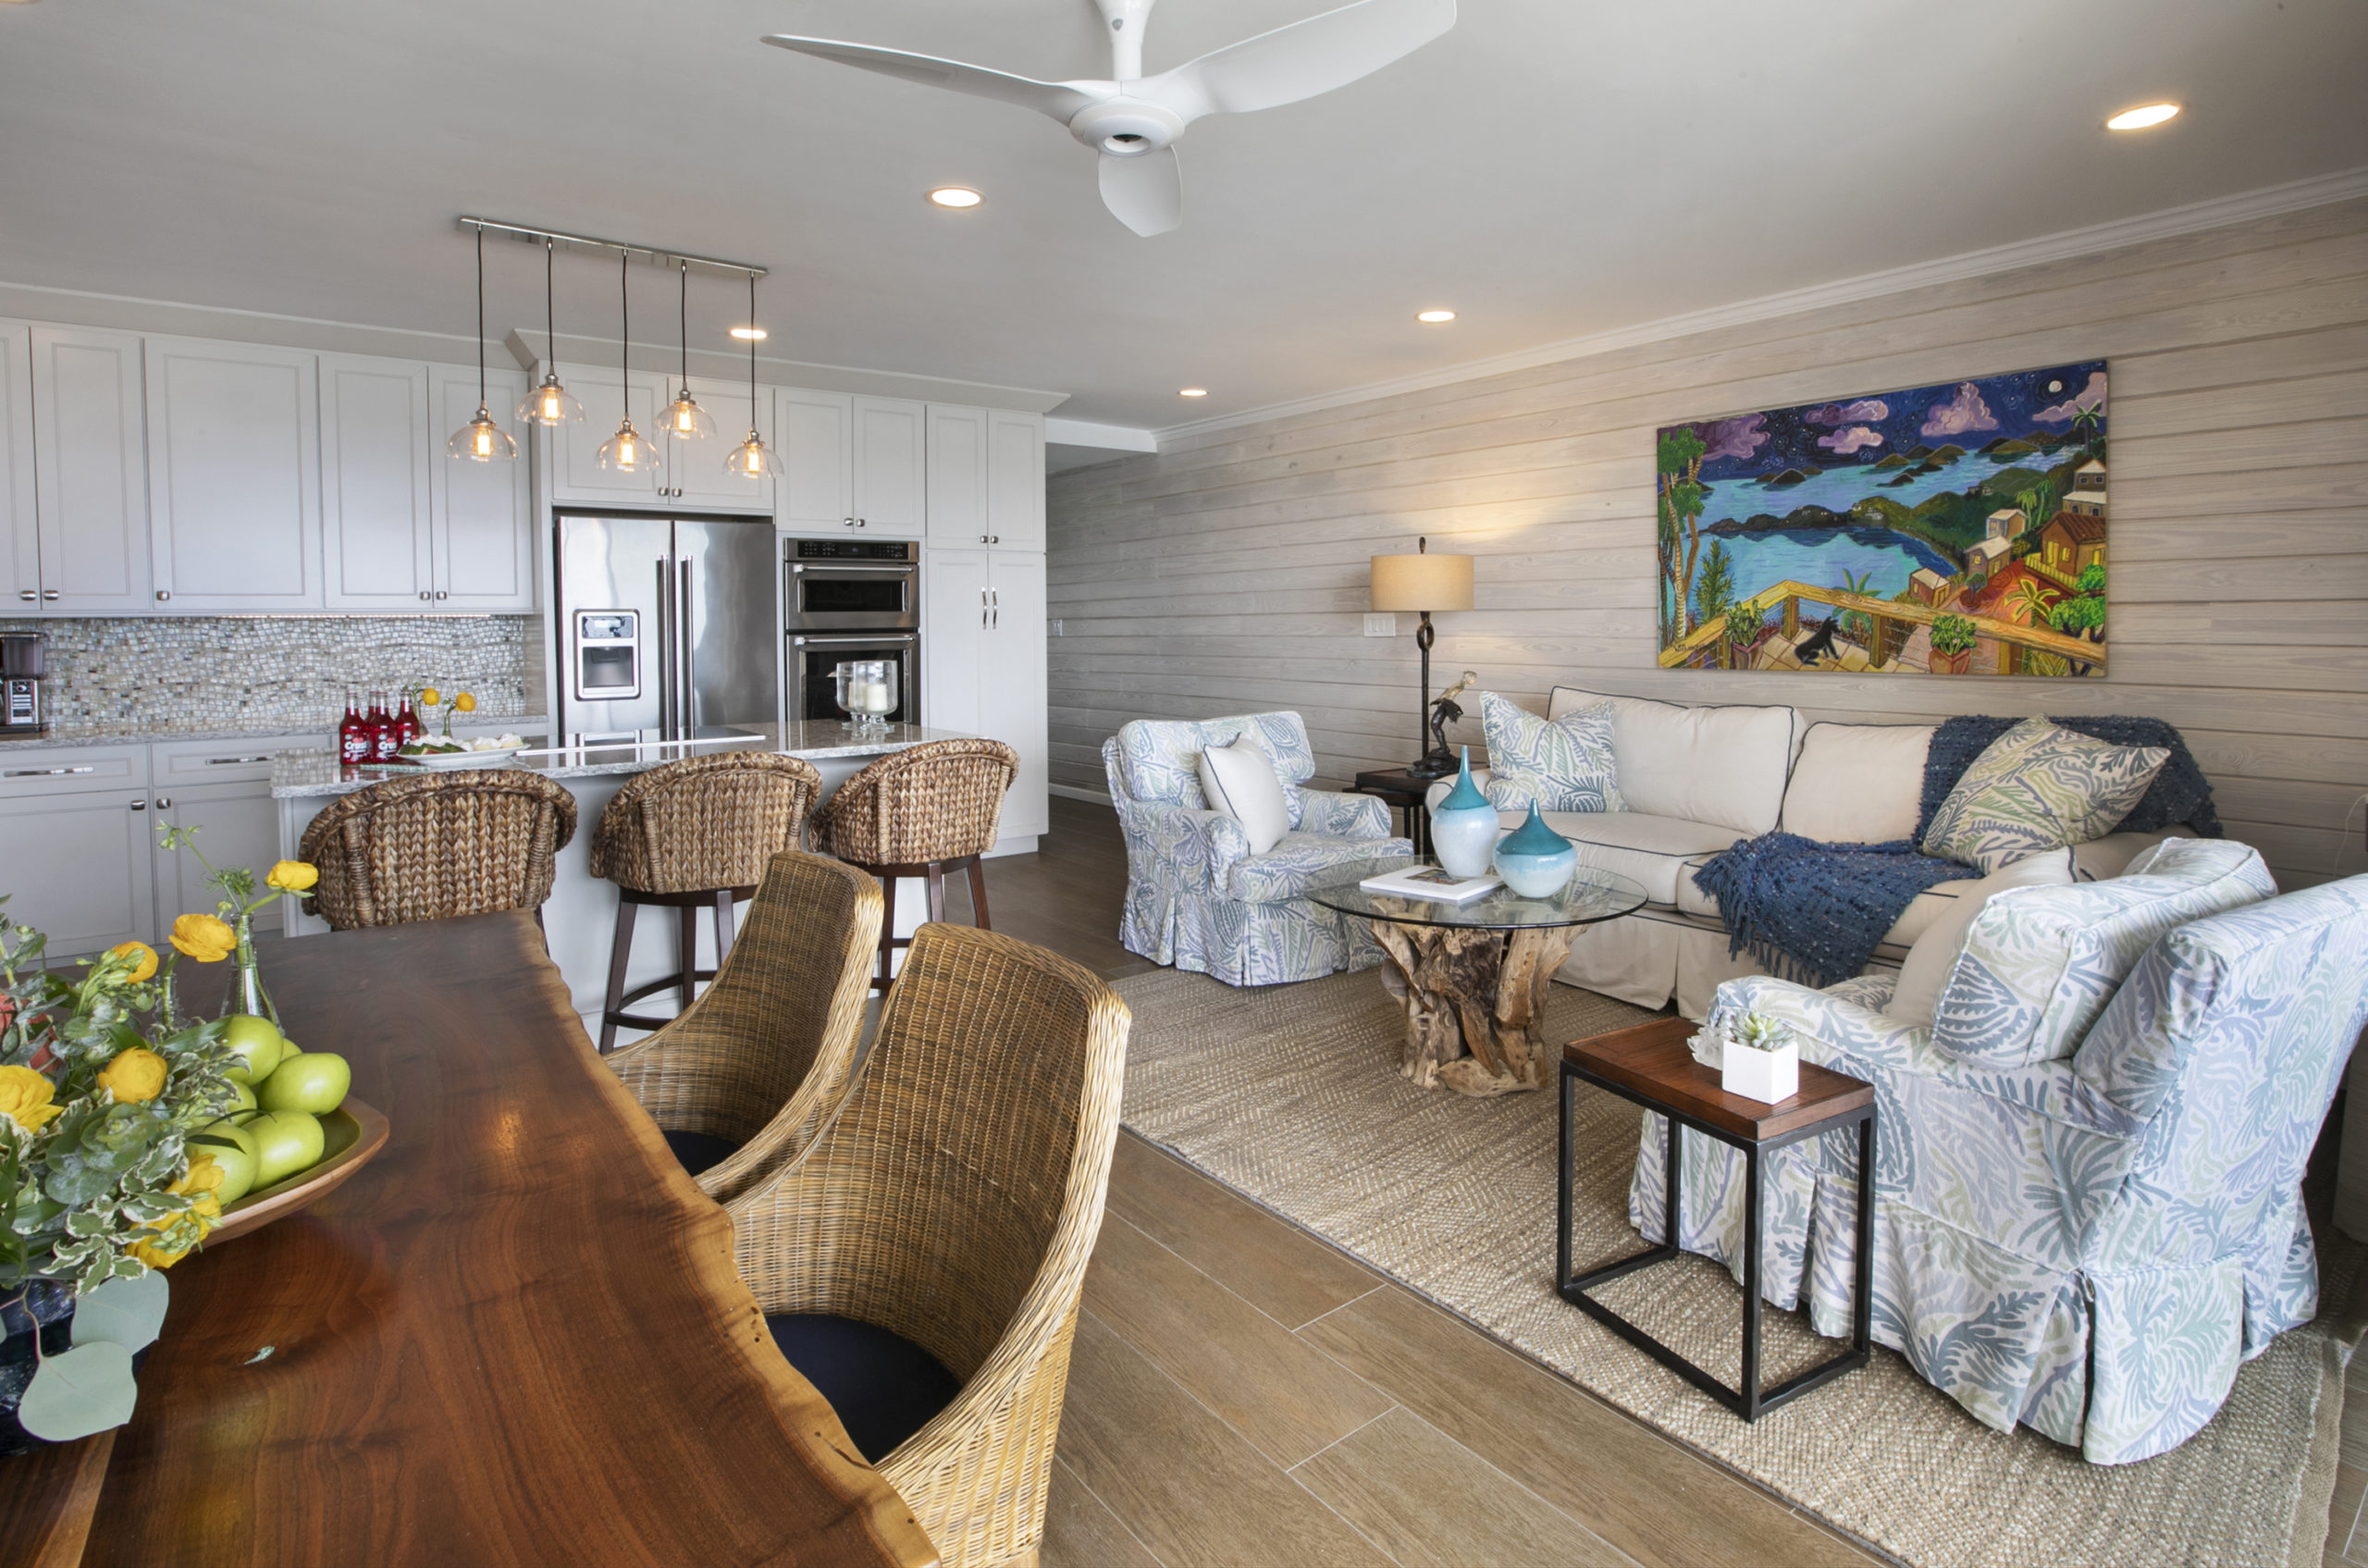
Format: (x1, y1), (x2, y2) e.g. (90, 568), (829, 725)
(554, 511), (779, 743)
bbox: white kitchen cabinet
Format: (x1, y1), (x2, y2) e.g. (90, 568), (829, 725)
(144, 337), (320, 611)
(154, 778), (288, 938)
(546, 363), (668, 504)
(986, 409), (1047, 550)
(663, 374), (772, 511)
(775, 388), (852, 530)
(926, 404), (990, 546)
(851, 396), (926, 537)
(28, 326), (150, 613)
(320, 354), (433, 610)
(922, 546), (1047, 845)
(430, 364), (535, 610)
(1, 323), (35, 610)
(0, 746), (156, 957)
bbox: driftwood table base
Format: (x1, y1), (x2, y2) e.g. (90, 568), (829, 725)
(1372, 919), (1577, 1096)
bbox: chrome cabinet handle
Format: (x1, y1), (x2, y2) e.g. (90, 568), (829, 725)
(435, 590), (449, 600)
(154, 796), (171, 810)
(154, 590), (171, 602)
(205, 756), (272, 766)
(16, 590), (32, 602)
(129, 799), (146, 811)
(991, 586), (999, 630)
(420, 591), (431, 601)
(980, 534), (989, 543)
(5, 765), (95, 778)
(991, 535), (1000, 545)
(42, 589), (58, 601)
(980, 586), (988, 629)
(843, 518), (855, 528)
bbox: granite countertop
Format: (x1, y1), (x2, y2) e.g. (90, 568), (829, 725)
(269, 722), (972, 799)
(0, 717), (552, 754)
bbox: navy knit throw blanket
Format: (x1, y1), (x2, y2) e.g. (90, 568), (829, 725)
(1689, 834), (1977, 991)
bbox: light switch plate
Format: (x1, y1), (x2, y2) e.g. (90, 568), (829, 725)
(1363, 613), (1397, 637)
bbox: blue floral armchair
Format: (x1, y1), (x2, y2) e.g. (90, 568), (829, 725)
(1628, 870), (2368, 1463)
(1104, 712), (1411, 986)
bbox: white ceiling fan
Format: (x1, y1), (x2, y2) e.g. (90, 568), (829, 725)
(761, 0), (1457, 237)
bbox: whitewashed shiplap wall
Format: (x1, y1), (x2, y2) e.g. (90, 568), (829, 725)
(1046, 197), (2368, 892)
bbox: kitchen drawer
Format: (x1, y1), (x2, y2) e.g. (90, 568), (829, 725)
(153, 734), (322, 784)
(0, 745), (149, 799)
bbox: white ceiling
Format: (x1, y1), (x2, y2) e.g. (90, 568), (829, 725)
(3, 0), (2363, 432)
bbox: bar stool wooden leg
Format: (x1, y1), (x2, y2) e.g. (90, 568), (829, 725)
(875, 873), (899, 994)
(599, 899), (639, 1053)
(967, 858), (992, 932)
(926, 865), (946, 922)
(676, 907), (699, 1012)
(714, 888), (736, 961)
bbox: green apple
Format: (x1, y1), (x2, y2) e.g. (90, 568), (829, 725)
(221, 1015), (288, 1085)
(190, 1131), (260, 1205)
(250, 1109), (325, 1188)
(197, 1117), (258, 1159)
(224, 1080), (257, 1116)
(257, 1051), (350, 1116)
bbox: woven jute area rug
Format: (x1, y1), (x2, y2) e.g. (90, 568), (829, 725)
(1114, 966), (2361, 1568)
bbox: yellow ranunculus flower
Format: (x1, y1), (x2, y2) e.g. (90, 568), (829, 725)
(0, 1064), (62, 1132)
(454, 691), (476, 713)
(97, 1046), (169, 1105)
(418, 686), (440, 708)
(123, 1154), (227, 1268)
(174, 1151), (227, 1199)
(170, 912), (237, 963)
(109, 941), (159, 982)
(265, 859), (318, 893)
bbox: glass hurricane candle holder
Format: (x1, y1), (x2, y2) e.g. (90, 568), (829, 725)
(833, 660), (898, 731)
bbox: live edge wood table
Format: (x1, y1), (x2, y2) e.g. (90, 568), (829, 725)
(0, 912), (937, 1568)
(1557, 1018), (1874, 1422)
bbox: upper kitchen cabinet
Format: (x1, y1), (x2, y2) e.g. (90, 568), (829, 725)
(986, 409), (1046, 550)
(28, 326), (150, 613)
(545, 363), (668, 504)
(661, 374), (772, 512)
(849, 396), (926, 537)
(144, 337), (320, 611)
(775, 388), (852, 530)
(1, 322), (35, 609)
(429, 364), (535, 610)
(320, 353), (433, 610)
(925, 403), (988, 546)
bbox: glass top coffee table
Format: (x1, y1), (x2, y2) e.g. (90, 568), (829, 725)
(1310, 858), (1647, 1098)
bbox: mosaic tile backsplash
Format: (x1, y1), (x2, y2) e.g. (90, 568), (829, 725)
(0, 616), (542, 734)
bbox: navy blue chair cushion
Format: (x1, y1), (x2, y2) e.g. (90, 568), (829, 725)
(661, 1130), (742, 1178)
(767, 1314), (961, 1463)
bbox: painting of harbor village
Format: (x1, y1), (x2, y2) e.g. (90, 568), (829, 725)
(1657, 361), (2107, 676)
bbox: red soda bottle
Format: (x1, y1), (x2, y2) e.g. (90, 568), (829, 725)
(368, 690), (398, 761)
(394, 689), (423, 750)
(339, 688), (370, 765)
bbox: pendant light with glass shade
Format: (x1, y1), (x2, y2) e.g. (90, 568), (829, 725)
(657, 259), (715, 444)
(594, 253), (661, 483)
(516, 237), (584, 427)
(727, 271), (781, 480)
(446, 228), (518, 463)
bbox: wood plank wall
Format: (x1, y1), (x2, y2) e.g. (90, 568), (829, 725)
(1046, 197), (2368, 891)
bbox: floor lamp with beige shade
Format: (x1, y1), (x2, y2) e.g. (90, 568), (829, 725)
(1370, 537), (1474, 779)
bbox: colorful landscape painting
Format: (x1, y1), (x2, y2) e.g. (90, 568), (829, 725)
(1656, 362), (2107, 676)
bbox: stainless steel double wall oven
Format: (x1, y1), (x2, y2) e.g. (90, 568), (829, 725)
(782, 537), (920, 726)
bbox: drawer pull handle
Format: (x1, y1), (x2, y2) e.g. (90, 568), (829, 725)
(205, 756), (273, 766)
(154, 796), (171, 810)
(5, 765), (96, 777)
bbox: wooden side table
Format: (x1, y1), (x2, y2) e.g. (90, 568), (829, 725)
(1557, 1018), (1874, 1421)
(1350, 768), (1438, 857)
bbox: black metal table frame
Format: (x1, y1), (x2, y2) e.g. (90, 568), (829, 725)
(1349, 773), (1434, 858)
(1556, 1058), (1875, 1421)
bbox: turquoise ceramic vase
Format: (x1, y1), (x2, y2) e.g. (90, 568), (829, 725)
(1428, 747), (1498, 879)
(1493, 802), (1578, 897)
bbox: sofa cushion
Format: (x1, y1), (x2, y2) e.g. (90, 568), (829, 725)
(1885, 848), (2076, 1029)
(1116, 712), (1315, 809)
(1227, 833), (1407, 904)
(1921, 717), (2170, 875)
(1547, 686), (1798, 837)
(1519, 809), (1742, 906)
(1931, 838), (2276, 1068)
(1780, 723), (1934, 845)
(1478, 691), (1622, 814)
(1199, 735), (1290, 855)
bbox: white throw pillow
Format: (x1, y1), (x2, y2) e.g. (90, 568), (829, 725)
(1198, 736), (1290, 855)
(1478, 692), (1622, 814)
(1547, 685), (1798, 836)
(1780, 723), (1935, 845)
(1885, 848), (2076, 1029)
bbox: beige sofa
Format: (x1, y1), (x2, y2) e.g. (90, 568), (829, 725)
(1428, 685), (2191, 1018)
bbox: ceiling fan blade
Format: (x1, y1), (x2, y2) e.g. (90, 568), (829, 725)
(1099, 146), (1183, 237)
(760, 35), (1105, 123)
(1141, 0), (1456, 122)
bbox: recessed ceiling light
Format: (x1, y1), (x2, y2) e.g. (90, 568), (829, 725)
(929, 187), (984, 209)
(729, 325), (767, 341)
(2105, 102), (2181, 131)
(1178, 388), (1209, 398)
(1415, 309), (1457, 324)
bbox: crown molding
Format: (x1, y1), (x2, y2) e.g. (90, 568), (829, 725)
(1154, 163), (2368, 448)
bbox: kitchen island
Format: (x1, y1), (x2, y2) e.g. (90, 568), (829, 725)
(269, 722), (1003, 1027)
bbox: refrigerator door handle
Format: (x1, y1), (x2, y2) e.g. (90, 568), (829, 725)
(655, 557), (675, 740)
(680, 564), (697, 737)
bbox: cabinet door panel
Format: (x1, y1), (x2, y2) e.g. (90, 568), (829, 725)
(156, 781), (286, 938)
(925, 404), (988, 546)
(432, 365), (534, 610)
(850, 397), (925, 537)
(986, 410), (1046, 550)
(776, 388), (852, 528)
(321, 354), (433, 609)
(0, 791), (155, 957)
(145, 338), (320, 610)
(921, 547), (988, 736)
(549, 364), (667, 502)
(984, 553), (1048, 839)
(30, 327), (150, 612)
(0, 323), (35, 609)
(669, 376), (772, 511)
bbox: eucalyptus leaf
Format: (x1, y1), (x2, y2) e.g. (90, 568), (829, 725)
(72, 1269), (167, 1353)
(17, 1340), (137, 1440)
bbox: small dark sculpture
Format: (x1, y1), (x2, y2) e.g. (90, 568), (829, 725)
(1412, 670), (1477, 778)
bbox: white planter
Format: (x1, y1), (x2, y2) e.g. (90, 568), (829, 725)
(1720, 1041), (1799, 1104)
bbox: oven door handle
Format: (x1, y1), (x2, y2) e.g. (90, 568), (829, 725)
(791, 634), (919, 647)
(791, 564), (918, 574)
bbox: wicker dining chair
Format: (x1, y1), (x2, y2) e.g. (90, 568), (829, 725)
(588, 751), (821, 1052)
(808, 737), (1019, 994)
(727, 922), (1130, 1568)
(604, 849), (881, 1201)
(298, 770), (577, 931)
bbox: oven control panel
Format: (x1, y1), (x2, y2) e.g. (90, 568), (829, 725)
(791, 538), (914, 562)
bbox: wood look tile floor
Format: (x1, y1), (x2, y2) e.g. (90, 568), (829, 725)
(975, 799), (1888, 1568)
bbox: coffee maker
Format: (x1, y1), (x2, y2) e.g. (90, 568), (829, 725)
(1, 633), (44, 736)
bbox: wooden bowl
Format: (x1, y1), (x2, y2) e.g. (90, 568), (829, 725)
(207, 1098), (390, 1244)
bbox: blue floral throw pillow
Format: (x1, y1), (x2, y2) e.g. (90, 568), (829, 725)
(1921, 716), (2169, 875)
(1478, 692), (1623, 814)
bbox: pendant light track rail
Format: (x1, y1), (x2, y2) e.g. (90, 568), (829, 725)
(457, 216), (766, 281)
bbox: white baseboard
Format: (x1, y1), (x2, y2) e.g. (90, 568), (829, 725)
(1050, 783), (1114, 807)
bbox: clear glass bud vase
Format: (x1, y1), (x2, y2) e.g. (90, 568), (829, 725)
(217, 914), (279, 1029)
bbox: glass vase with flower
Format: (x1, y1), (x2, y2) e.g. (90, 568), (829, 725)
(155, 825), (318, 1031)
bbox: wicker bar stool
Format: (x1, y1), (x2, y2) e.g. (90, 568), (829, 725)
(298, 771), (577, 931)
(589, 750), (821, 1054)
(605, 850), (881, 1200)
(726, 922), (1131, 1568)
(808, 737), (1019, 994)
